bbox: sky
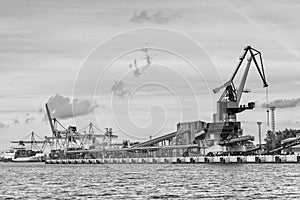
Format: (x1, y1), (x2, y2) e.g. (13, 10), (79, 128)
(0, 0), (300, 150)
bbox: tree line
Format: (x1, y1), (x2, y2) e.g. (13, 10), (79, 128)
(264, 129), (300, 151)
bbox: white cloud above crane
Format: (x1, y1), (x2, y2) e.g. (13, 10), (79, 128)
(46, 94), (98, 120)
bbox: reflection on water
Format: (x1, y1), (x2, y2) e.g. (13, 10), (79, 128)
(1, 163), (300, 199)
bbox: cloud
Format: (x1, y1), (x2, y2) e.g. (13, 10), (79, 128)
(131, 10), (179, 24)
(38, 108), (44, 114)
(24, 114), (36, 124)
(262, 98), (300, 108)
(10, 114), (35, 125)
(111, 80), (129, 98)
(46, 94), (97, 119)
(0, 122), (9, 129)
(129, 61), (151, 78)
(129, 48), (153, 77)
(25, 117), (35, 124)
(12, 117), (20, 124)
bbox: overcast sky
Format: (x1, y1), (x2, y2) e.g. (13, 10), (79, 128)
(0, 0), (300, 149)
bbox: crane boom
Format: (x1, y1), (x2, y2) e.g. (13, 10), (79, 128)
(236, 57), (252, 104)
(45, 103), (56, 137)
(213, 46), (268, 93)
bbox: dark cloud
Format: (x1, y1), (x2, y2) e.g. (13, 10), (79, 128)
(0, 122), (9, 129)
(131, 10), (179, 24)
(131, 64), (151, 78)
(38, 108), (44, 114)
(12, 117), (20, 124)
(129, 47), (153, 77)
(25, 117), (35, 124)
(24, 114), (36, 124)
(46, 94), (97, 119)
(262, 98), (300, 108)
(10, 114), (35, 125)
(111, 80), (129, 98)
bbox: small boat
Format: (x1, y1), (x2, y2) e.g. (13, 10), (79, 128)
(1, 149), (15, 162)
(2, 131), (47, 162)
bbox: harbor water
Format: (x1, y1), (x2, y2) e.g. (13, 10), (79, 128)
(1, 163), (300, 199)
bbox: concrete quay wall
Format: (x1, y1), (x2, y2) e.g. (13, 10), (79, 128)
(45, 155), (300, 164)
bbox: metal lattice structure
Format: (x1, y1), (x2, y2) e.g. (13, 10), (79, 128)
(11, 131), (48, 151)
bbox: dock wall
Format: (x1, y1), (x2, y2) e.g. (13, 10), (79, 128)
(45, 155), (300, 164)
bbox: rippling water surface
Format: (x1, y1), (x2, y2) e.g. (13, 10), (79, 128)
(1, 163), (300, 199)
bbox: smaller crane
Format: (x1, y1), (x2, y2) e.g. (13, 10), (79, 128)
(45, 103), (81, 149)
(104, 128), (118, 148)
(77, 122), (106, 148)
(11, 131), (48, 152)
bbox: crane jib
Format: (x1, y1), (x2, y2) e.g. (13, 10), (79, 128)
(213, 46), (268, 95)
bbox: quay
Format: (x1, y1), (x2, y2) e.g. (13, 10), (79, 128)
(45, 155), (300, 164)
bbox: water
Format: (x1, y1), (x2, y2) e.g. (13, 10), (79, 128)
(1, 163), (300, 199)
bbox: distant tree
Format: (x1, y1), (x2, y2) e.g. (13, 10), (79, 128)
(264, 130), (276, 150)
(264, 129), (300, 151)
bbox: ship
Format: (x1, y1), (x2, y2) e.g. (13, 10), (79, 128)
(1, 131), (47, 162)
(1, 149), (15, 162)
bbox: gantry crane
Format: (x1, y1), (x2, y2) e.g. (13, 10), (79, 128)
(11, 131), (48, 152)
(104, 128), (118, 148)
(78, 122), (106, 149)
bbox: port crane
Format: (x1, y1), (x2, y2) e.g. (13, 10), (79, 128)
(11, 131), (48, 152)
(104, 128), (118, 148)
(45, 103), (117, 154)
(45, 103), (81, 150)
(78, 122), (118, 149)
(213, 46), (268, 123)
(209, 46), (269, 148)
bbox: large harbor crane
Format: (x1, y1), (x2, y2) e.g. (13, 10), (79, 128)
(213, 46), (268, 123)
(207, 46), (269, 151)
